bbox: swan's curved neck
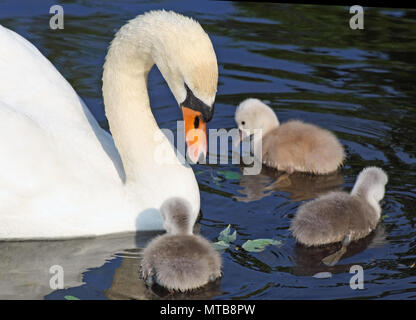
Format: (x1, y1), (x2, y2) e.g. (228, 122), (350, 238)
(102, 25), (178, 184)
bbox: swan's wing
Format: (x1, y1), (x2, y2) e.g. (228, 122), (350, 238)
(0, 101), (60, 200)
(0, 25), (88, 128)
(0, 25), (124, 186)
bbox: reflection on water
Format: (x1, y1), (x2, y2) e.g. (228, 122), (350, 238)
(103, 248), (221, 300)
(235, 166), (344, 202)
(0, 233), (144, 299)
(292, 224), (388, 277)
(0, 0), (415, 299)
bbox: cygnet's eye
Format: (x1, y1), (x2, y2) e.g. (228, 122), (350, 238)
(241, 121), (245, 126)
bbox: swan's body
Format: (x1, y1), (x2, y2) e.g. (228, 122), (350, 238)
(234, 98), (345, 174)
(140, 198), (222, 292)
(0, 10), (217, 240)
(290, 167), (388, 246)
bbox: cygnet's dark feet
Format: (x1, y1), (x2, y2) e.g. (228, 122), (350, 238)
(275, 172), (292, 187)
(265, 172), (292, 190)
(140, 266), (156, 288)
(322, 246), (347, 266)
(322, 234), (351, 266)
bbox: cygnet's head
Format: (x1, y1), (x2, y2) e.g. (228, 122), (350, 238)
(351, 167), (388, 203)
(160, 197), (194, 235)
(235, 98), (280, 140)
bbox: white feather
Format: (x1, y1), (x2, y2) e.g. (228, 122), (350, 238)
(0, 10), (217, 239)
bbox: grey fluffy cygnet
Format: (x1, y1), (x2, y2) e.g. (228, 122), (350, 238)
(290, 167), (388, 247)
(140, 198), (222, 292)
(234, 98), (345, 174)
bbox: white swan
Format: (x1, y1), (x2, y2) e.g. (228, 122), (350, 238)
(0, 10), (218, 240)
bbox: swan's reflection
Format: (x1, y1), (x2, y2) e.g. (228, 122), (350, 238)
(291, 224), (388, 277)
(234, 166), (344, 202)
(0, 224), (222, 299)
(0, 232), (157, 299)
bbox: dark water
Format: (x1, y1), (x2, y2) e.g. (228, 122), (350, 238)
(1, 0), (415, 299)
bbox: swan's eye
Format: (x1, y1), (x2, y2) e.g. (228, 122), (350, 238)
(194, 116), (200, 129)
(241, 121), (245, 126)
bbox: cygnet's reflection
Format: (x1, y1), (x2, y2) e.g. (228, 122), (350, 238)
(104, 249), (223, 300)
(234, 165), (344, 202)
(291, 224), (388, 277)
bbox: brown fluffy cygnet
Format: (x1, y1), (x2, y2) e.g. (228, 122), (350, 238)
(234, 98), (345, 174)
(140, 198), (222, 292)
(290, 167), (388, 247)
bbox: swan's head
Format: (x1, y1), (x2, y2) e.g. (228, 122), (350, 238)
(160, 197), (194, 235)
(141, 10), (218, 163)
(351, 166), (388, 205)
(106, 10), (218, 163)
(234, 98), (280, 143)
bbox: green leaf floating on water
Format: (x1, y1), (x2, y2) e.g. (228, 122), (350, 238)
(218, 224), (237, 243)
(242, 239), (282, 252)
(212, 225), (236, 251)
(217, 170), (242, 180)
(64, 295), (80, 300)
(212, 240), (230, 250)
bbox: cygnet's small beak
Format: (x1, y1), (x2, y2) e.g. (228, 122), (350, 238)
(233, 129), (242, 147)
(233, 128), (250, 147)
(181, 106), (207, 163)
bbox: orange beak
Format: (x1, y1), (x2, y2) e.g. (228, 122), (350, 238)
(181, 106), (207, 163)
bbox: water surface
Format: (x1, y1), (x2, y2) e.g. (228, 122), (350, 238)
(0, 0), (415, 299)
